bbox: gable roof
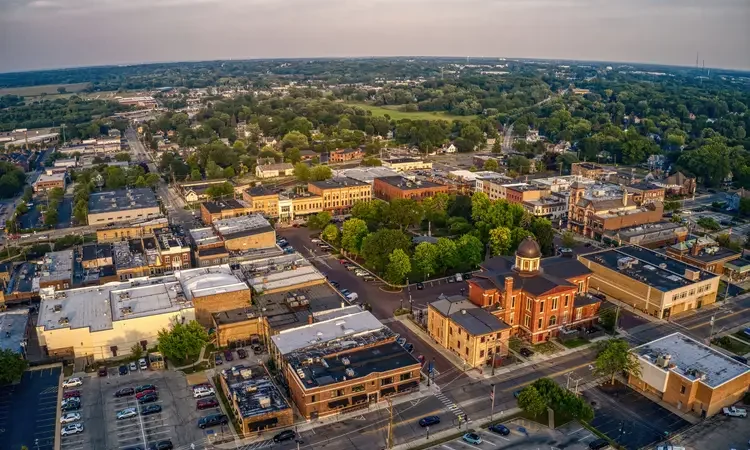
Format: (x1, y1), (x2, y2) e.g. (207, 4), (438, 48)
(449, 308), (509, 336)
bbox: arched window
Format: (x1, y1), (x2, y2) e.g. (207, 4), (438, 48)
(549, 315), (557, 327)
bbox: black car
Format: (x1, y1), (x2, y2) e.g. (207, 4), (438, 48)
(98, 367), (108, 377)
(141, 404), (162, 416)
(489, 424), (510, 436)
(273, 430), (297, 443)
(329, 280), (340, 288)
(198, 413), (228, 429)
(148, 440), (173, 450)
(418, 416), (440, 427)
(416, 282), (424, 290)
(138, 393), (158, 404)
(61, 402), (80, 412)
(237, 348), (248, 359)
(519, 348), (534, 358)
(119, 365), (129, 375)
(404, 343), (414, 353)
(588, 438), (610, 450)
(136, 384), (156, 393)
(115, 387), (135, 398)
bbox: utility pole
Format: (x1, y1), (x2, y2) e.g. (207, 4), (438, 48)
(386, 398), (394, 449)
(490, 383), (496, 421)
(612, 305), (621, 336)
(709, 315), (715, 344)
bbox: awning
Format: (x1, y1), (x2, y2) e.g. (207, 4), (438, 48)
(352, 394), (368, 405)
(380, 387), (396, 397)
(397, 381), (419, 392)
(328, 398), (350, 409)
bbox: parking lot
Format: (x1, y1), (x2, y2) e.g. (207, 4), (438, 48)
(668, 411), (750, 450)
(427, 420), (593, 449)
(69, 366), (221, 450)
(583, 381), (690, 449)
(0, 366), (61, 450)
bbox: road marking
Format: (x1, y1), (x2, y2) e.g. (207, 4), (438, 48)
(410, 399), (421, 407)
(354, 415), (367, 420)
(567, 427), (583, 435)
(442, 445), (457, 450)
(483, 438), (497, 445)
(460, 442), (483, 450)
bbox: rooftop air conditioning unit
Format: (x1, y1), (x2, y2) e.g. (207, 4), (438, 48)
(53, 304), (63, 313)
(58, 317), (69, 325)
(341, 357), (351, 366)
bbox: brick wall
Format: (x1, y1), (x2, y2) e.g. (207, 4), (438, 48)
(193, 290), (252, 326)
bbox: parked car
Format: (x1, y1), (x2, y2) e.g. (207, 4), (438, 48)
(329, 281), (340, 288)
(489, 423), (510, 435)
(98, 367), (108, 377)
(62, 397), (81, 406)
(237, 348), (248, 359)
(197, 398), (219, 410)
(311, 239), (321, 243)
(129, 361), (138, 372)
(149, 439), (173, 450)
(346, 292), (359, 302)
(197, 413), (228, 429)
(588, 438), (610, 449)
(355, 269), (368, 277)
(339, 289), (351, 296)
(60, 412), (81, 424)
(138, 358), (148, 371)
(519, 347), (534, 358)
(447, 276), (455, 283)
(396, 338), (406, 346)
(513, 390), (522, 399)
(363, 275), (375, 282)
(273, 430), (297, 443)
(61, 423), (84, 436)
(345, 265), (358, 271)
(138, 393), (159, 404)
(462, 433), (482, 444)
(136, 384), (156, 393)
(339, 259), (348, 264)
(115, 387), (135, 398)
(455, 273), (463, 282)
(141, 404), (162, 416)
(193, 387), (216, 398)
(63, 390), (81, 399)
(404, 343), (414, 353)
(136, 389), (156, 400)
(117, 408), (138, 420)
(743, 327), (750, 338)
(214, 354), (223, 365)
(723, 406), (748, 417)
(62, 377), (83, 388)
(61, 401), (81, 412)
(119, 365), (129, 375)
(416, 282), (424, 290)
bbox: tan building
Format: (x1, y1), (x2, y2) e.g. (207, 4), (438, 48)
(625, 182), (666, 205)
(571, 162), (609, 179)
(373, 176), (450, 202)
(33, 172), (66, 193)
(81, 243), (113, 270)
(503, 183), (550, 205)
(214, 214), (277, 251)
(381, 157), (433, 172)
(243, 186), (280, 218)
(285, 193), (324, 221)
(427, 295), (511, 368)
(88, 188), (161, 226)
(200, 199), (252, 224)
(629, 332), (750, 418)
(217, 365), (293, 433)
(96, 217), (169, 243)
(579, 246), (720, 319)
(307, 178), (371, 214)
(255, 163), (294, 179)
(666, 236), (741, 275)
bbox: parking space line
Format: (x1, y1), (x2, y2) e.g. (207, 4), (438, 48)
(482, 437), (497, 445)
(442, 445), (457, 450)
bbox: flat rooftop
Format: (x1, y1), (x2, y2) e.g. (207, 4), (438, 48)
(581, 246), (717, 292)
(272, 309), (387, 355)
(202, 199), (249, 214)
(384, 157), (426, 164)
(214, 214), (274, 241)
(189, 227), (223, 247)
(82, 243), (112, 262)
(34, 172), (65, 184)
(376, 175), (443, 190)
(38, 250), (74, 284)
(219, 366), (290, 419)
(253, 284), (345, 331)
(291, 341), (420, 389)
(99, 216), (168, 230)
(113, 240), (146, 270)
(89, 188), (158, 214)
(154, 228), (188, 252)
(611, 221), (686, 239)
(634, 332), (750, 388)
(0, 309), (30, 353)
(335, 167), (399, 184)
(241, 253), (325, 292)
(309, 178), (370, 190)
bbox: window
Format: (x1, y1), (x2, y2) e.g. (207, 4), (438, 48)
(539, 301), (545, 313)
(311, 395), (316, 402)
(526, 299), (532, 311)
(479, 350), (485, 358)
(537, 318), (543, 329)
(564, 295), (569, 307)
(449, 327), (453, 336)
(578, 280), (585, 292)
(511, 296), (516, 309)
(465, 347), (469, 356)
(332, 389), (345, 398)
(575, 309), (582, 320)
(680, 292), (687, 299)
(680, 385), (686, 394)
(480, 337), (485, 343)
(551, 297), (558, 310)
(689, 289), (695, 296)
(352, 385), (365, 393)
(524, 315), (530, 327)
(563, 311), (569, 324)
(672, 294), (678, 302)
(382, 377), (393, 386)
(549, 316), (557, 326)
(400, 373), (411, 381)
(509, 315), (514, 324)
(457, 341), (461, 349)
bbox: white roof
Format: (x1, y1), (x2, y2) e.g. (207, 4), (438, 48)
(177, 266), (249, 299)
(34, 172), (66, 184)
(448, 170), (478, 181)
(271, 310), (385, 355)
(247, 265), (324, 292)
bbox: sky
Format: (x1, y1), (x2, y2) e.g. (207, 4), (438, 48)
(1, 0), (749, 73)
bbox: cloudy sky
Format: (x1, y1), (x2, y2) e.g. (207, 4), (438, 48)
(1, 0), (748, 73)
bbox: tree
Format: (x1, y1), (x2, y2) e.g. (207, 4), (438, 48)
(385, 198), (423, 230)
(309, 165), (333, 181)
(294, 162), (310, 182)
(223, 166), (236, 178)
(517, 386), (546, 418)
(307, 211), (332, 231)
(530, 218), (555, 256)
(413, 242), (439, 279)
(489, 226), (513, 256)
(0, 349), (28, 385)
(663, 200), (681, 212)
(483, 159), (499, 172)
(385, 249), (411, 285)
(507, 155), (531, 174)
(456, 234), (484, 270)
(594, 339), (641, 385)
(599, 308), (617, 332)
(134, 176), (147, 188)
(562, 232), (577, 249)
(130, 343), (144, 360)
(281, 131), (308, 150)
(190, 169), (202, 181)
(115, 153), (131, 162)
(435, 237), (458, 274)
(157, 320), (210, 364)
(360, 229), (412, 273)
(205, 182), (234, 200)
(145, 173), (161, 188)
(362, 157), (382, 167)
(57, 86), (67, 94)
(341, 218), (370, 255)
(696, 217), (720, 231)
(322, 224), (340, 245)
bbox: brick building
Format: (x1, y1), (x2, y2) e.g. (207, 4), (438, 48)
(213, 214), (277, 251)
(373, 176), (450, 202)
(33, 172), (66, 193)
(571, 162), (612, 179)
(329, 148), (364, 163)
(307, 178), (371, 214)
(625, 182), (665, 205)
(629, 332), (750, 418)
(200, 199), (252, 224)
(217, 365), (293, 433)
(666, 236), (741, 276)
(96, 217), (169, 243)
(242, 186), (280, 218)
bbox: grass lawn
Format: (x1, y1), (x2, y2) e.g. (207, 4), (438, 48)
(343, 102), (477, 121)
(713, 336), (750, 355)
(562, 337), (590, 349)
(0, 83), (90, 96)
(533, 341), (559, 355)
(733, 330), (750, 344)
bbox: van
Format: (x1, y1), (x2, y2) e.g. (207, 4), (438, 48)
(346, 292), (359, 302)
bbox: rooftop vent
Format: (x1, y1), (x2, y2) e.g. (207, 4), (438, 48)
(53, 304), (62, 313)
(341, 357), (351, 366)
(58, 317), (69, 326)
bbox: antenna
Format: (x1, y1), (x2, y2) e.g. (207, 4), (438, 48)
(695, 52), (699, 68)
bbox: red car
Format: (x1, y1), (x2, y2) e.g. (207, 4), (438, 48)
(196, 398), (219, 410)
(339, 259), (348, 264)
(135, 389), (156, 400)
(63, 390), (81, 399)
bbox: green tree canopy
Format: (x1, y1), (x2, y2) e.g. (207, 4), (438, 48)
(309, 165), (333, 181)
(341, 218), (370, 255)
(385, 249), (411, 285)
(294, 162), (311, 181)
(157, 321), (210, 364)
(322, 224), (340, 245)
(307, 211), (332, 230)
(413, 242), (439, 279)
(594, 339), (642, 385)
(0, 349), (28, 385)
(360, 229), (412, 273)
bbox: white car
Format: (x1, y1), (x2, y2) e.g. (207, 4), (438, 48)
(193, 387), (215, 399)
(311, 239), (321, 243)
(354, 270), (369, 277)
(346, 292), (359, 302)
(116, 407), (138, 420)
(61, 423), (83, 436)
(60, 412), (81, 424)
(138, 358), (148, 371)
(62, 377), (83, 388)
(723, 406), (748, 417)
(129, 361), (138, 372)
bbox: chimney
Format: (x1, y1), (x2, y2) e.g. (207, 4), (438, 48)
(691, 242), (700, 256)
(622, 190), (628, 207)
(307, 314), (314, 325)
(504, 276), (514, 308)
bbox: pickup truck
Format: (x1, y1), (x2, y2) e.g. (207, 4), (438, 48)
(723, 406), (747, 417)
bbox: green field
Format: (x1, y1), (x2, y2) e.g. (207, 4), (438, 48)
(344, 102), (477, 121)
(0, 83), (90, 97)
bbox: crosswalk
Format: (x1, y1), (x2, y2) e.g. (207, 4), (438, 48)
(238, 440), (274, 449)
(433, 386), (470, 422)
